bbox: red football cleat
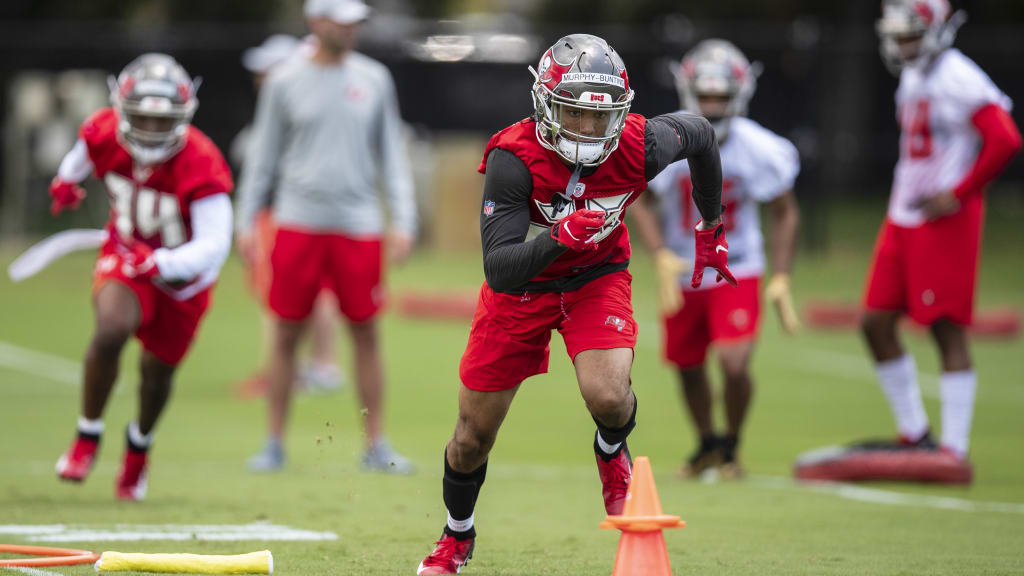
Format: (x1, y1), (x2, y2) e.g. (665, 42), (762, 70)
(417, 535), (474, 575)
(115, 450), (149, 501)
(596, 443), (633, 515)
(56, 437), (99, 482)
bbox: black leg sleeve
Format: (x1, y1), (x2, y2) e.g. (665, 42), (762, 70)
(593, 392), (638, 461)
(442, 448), (488, 540)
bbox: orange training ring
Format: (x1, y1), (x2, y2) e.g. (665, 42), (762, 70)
(0, 544), (100, 567)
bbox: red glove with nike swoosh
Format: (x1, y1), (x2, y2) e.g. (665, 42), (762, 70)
(116, 242), (159, 280)
(551, 209), (606, 252)
(691, 219), (737, 288)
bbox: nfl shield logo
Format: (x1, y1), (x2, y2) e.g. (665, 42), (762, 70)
(572, 182), (586, 198)
(483, 200), (495, 216)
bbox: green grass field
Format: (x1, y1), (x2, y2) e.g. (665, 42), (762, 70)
(1, 200), (1023, 575)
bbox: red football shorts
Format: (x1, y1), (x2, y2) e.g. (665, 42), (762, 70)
(244, 208), (277, 307)
(663, 277), (761, 369)
(864, 196), (984, 326)
(269, 227), (383, 323)
(459, 270), (638, 392)
(92, 245), (211, 366)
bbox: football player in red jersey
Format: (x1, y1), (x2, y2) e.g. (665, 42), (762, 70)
(51, 54), (234, 500)
(416, 34), (734, 575)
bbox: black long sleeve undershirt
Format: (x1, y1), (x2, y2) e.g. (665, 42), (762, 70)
(644, 111), (722, 221)
(481, 113), (722, 293)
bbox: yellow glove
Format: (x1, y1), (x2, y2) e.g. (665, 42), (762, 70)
(765, 273), (800, 335)
(655, 248), (688, 317)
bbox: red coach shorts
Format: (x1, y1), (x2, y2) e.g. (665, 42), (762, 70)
(459, 270), (638, 392)
(92, 247), (211, 366)
(864, 196), (984, 326)
(663, 277), (761, 369)
(269, 227), (383, 323)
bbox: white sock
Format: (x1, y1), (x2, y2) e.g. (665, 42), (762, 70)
(127, 421), (153, 449)
(77, 416), (104, 436)
(876, 355), (929, 441)
(446, 512), (474, 534)
(596, 430), (622, 455)
(940, 370), (977, 459)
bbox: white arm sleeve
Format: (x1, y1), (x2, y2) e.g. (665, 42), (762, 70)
(377, 70), (418, 235)
(153, 194), (233, 281)
(57, 139), (94, 183)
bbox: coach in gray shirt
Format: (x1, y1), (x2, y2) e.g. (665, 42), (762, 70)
(236, 0), (417, 474)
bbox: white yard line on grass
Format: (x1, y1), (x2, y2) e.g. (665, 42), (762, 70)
(0, 523), (337, 543)
(2, 568), (65, 576)
(750, 474), (1024, 515)
(0, 341), (80, 386)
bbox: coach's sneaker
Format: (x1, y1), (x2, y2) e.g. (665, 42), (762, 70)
(247, 439), (285, 472)
(115, 449), (148, 501)
(417, 534), (474, 575)
(297, 362), (344, 395)
(680, 435), (722, 479)
(56, 436), (100, 482)
(595, 441), (632, 515)
(362, 438), (415, 475)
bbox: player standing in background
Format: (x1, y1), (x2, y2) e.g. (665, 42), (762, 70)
(232, 34), (345, 399)
(52, 53), (234, 500)
(235, 0), (417, 474)
(416, 34), (735, 575)
(630, 39), (801, 479)
(860, 0), (1020, 480)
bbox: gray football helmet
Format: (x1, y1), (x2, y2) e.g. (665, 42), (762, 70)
(108, 53), (198, 165)
(529, 34), (634, 167)
(674, 39), (757, 142)
(876, 0), (965, 75)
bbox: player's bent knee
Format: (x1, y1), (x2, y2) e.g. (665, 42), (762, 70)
(583, 383), (633, 426)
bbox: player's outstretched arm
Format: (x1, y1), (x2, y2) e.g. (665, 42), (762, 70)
(765, 189), (800, 334)
(152, 194), (233, 282)
(644, 112), (722, 224)
(49, 139), (94, 215)
(480, 148), (568, 293)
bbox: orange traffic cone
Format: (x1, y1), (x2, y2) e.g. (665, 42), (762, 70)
(600, 456), (685, 576)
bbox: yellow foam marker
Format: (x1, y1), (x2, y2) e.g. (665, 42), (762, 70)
(94, 550), (273, 574)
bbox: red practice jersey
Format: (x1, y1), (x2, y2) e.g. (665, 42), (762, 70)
(80, 107), (234, 253)
(479, 114), (648, 283)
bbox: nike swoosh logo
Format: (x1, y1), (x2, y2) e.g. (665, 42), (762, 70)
(716, 245), (728, 254)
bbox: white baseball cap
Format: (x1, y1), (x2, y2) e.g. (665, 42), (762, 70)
(242, 34), (301, 73)
(304, 0), (370, 24)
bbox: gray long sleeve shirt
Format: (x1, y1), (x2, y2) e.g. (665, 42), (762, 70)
(235, 52), (416, 236)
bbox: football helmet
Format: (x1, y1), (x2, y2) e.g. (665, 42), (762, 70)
(876, 0), (966, 74)
(530, 34), (634, 167)
(109, 53), (198, 165)
(675, 39), (757, 141)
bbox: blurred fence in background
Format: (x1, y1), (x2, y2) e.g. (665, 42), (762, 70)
(1, 2), (1022, 250)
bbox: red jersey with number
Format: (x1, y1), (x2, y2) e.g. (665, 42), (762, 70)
(79, 107), (233, 252)
(479, 114), (647, 282)
(889, 49), (1011, 227)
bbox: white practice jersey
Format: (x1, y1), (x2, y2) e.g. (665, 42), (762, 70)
(649, 116), (799, 290)
(889, 49), (1012, 227)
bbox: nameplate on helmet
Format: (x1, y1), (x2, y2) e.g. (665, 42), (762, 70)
(560, 73), (625, 88)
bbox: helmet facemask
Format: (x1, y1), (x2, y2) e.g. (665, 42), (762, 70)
(530, 34), (634, 168)
(109, 53), (198, 165)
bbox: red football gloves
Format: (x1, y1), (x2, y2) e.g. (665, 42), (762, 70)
(691, 220), (737, 288)
(116, 243), (159, 280)
(550, 209), (606, 252)
(49, 177), (87, 216)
